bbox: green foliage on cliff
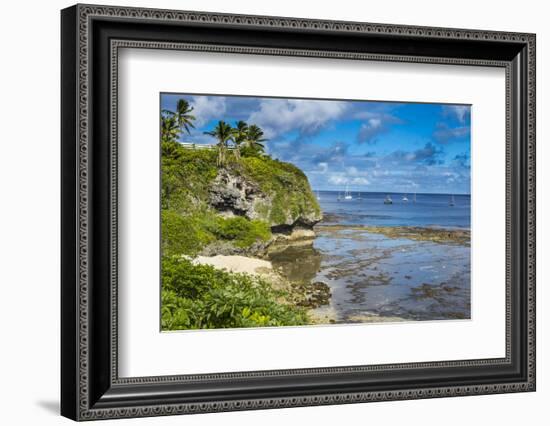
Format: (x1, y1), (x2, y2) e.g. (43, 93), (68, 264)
(161, 140), (321, 242)
(161, 210), (215, 256)
(161, 141), (272, 256)
(160, 140), (318, 330)
(162, 210), (271, 257)
(161, 257), (309, 330)
(161, 141), (218, 212)
(241, 156), (321, 225)
(209, 216), (271, 248)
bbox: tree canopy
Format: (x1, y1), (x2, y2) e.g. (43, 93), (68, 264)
(161, 98), (270, 166)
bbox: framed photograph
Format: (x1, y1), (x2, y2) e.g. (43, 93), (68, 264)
(61, 4), (536, 421)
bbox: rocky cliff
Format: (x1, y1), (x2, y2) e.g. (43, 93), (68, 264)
(161, 142), (322, 257)
(209, 166), (322, 232)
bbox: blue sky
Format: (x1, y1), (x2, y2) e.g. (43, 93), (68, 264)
(161, 93), (471, 194)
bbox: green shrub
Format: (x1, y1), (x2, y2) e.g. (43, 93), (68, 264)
(161, 209), (215, 256)
(162, 209), (271, 256)
(161, 257), (309, 330)
(207, 216), (271, 248)
(161, 141), (218, 212)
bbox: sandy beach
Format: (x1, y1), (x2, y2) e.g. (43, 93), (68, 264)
(192, 255), (273, 275)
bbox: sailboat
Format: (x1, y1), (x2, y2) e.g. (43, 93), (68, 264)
(449, 194), (455, 207)
(384, 194), (393, 205)
(413, 193), (417, 203)
(316, 190), (321, 201)
(402, 194), (409, 202)
(337, 192), (342, 201)
(344, 185), (353, 200)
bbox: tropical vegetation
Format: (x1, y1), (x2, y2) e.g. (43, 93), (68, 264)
(161, 99), (196, 143)
(161, 101), (270, 164)
(160, 98), (315, 330)
(161, 257), (308, 330)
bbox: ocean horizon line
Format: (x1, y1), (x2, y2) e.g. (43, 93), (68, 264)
(312, 190), (471, 196)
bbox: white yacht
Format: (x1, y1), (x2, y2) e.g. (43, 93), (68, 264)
(344, 185), (352, 200)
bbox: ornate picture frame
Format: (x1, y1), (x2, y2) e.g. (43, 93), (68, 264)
(61, 4), (535, 421)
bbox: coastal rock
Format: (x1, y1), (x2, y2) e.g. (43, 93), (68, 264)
(208, 169), (270, 220)
(292, 281), (331, 308)
(208, 167), (322, 231)
(271, 228), (316, 243)
(199, 239), (271, 258)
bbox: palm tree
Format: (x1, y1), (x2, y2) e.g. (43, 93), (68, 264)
(161, 98), (196, 141)
(245, 124), (268, 153)
(231, 120), (249, 161)
(160, 113), (180, 143)
(174, 99), (196, 135)
(204, 121), (234, 167)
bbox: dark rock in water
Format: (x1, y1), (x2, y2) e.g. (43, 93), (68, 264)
(293, 281), (331, 308)
(318, 212), (345, 224)
(410, 282), (461, 303)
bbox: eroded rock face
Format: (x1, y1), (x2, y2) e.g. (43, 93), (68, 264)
(208, 170), (269, 220)
(208, 169), (322, 230)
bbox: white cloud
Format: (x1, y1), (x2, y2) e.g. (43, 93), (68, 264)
(317, 162), (328, 173)
(444, 105), (470, 123)
(327, 173), (369, 187)
(328, 175), (349, 185)
(247, 99), (348, 138)
(346, 166), (359, 176)
(433, 124), (469, 143)
(443, 172), (459, 179)
(352, 177), (370, 185)
(372, 169), (389, 177)
(356, 118), (383, 143)
(190, 96), (226, 126)
(368, 118), (382, 128)
(354, 111), (403, 144)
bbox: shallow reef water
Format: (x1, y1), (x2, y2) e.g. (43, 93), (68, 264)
(269, 227), (470, 323)
(268, 191), (471, 324)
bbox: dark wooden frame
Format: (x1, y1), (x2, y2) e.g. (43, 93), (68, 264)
(61, 3), (536, 421)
